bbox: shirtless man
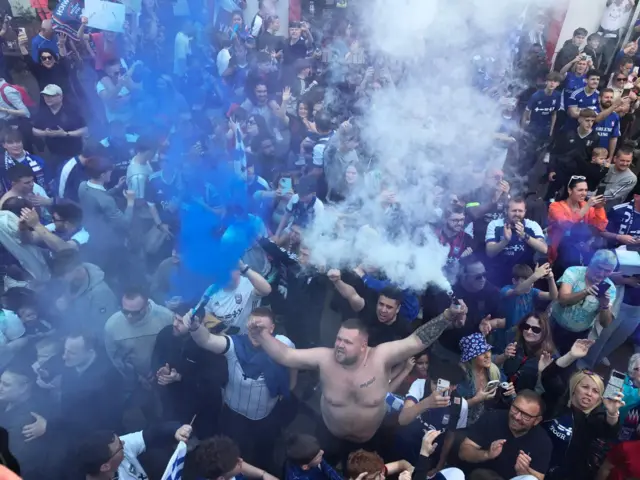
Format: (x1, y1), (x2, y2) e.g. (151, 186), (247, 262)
(246, 300), (467, 444)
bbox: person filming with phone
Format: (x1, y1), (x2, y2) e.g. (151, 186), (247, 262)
(456, 333), (515, 426)
(395, 359), (467, 471)
(539, 339), (624, 480)
(550, 249), (616, 354)
(547, 176), (607, 263)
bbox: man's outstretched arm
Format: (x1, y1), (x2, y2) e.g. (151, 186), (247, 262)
(249, 318), (326, 370)
(377, 301), (467, 367)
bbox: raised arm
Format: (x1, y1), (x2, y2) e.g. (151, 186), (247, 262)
(327, 269), (366, 312)
(247, 316), (325, 370)
(182, 310), (230, 354)
(377, 301), (467, 367)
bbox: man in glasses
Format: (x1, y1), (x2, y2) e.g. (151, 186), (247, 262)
(104, 285), (173, 393)
(459, 389), (551, 480)
(77, 423), (193, 480)
(435, 205), (473, 274)
(428, 254), (504, 363)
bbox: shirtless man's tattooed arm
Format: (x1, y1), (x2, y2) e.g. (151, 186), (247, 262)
(376, 301), (468, 368)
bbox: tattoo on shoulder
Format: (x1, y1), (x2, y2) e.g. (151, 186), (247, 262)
(359, 376), (376, 388)
(414, 312), (449, 347)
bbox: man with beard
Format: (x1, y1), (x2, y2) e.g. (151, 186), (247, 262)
(242, 301), (468, 464)
(594, 88), (621, 163)
(459, 389), (551, 479)
(485, 197), (547, 287)
(151, 304), (227, 435)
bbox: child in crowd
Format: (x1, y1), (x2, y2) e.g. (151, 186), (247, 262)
(17, 302), (54, 338)
(498, 263), (558, 348)
(284, 433), (342, 480)
(580, 146), (610, 192)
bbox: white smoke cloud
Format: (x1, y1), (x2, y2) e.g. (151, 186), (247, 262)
(306, 0), (551, 291)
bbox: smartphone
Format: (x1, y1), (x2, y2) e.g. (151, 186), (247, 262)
(485, 380), (500, 392)
(623, 88), (631, 98)
(634, 66), (640, 77)
(596, 184), (607, 197)
(604, 369), (626, 400)
(279, 177), (293, 195)
(597, 281), (612, 297)
(18, 27), (25, 37)
(436, 378), (450, 397)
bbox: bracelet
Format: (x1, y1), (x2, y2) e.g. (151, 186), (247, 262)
(240, 265), (250, 275)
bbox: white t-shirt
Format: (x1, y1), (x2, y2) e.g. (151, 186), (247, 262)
(600, 0), (634, 32)
(174, 31), (191, 76)
(127, 161), (154, 199)
(96, 79), (132, 122)
(217, 48), (232, 77)
(224, 334), (294, 420)
(45, 223), (90, 245)
(117, 431), (148, 480)
(205, 276), (259, 334)
(407, 378), (469, 430)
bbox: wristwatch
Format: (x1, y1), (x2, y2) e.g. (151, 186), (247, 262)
(240, 264), (250, 275)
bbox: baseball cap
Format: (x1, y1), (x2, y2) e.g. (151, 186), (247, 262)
(41, 84), (62, 96)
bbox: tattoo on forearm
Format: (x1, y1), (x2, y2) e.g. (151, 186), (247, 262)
(359, 377), (376, 388)
(414, 312), (450, 347)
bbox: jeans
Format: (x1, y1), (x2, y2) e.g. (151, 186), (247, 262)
(581, 302), (640, 368)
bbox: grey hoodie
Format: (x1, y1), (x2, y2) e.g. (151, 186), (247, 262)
(65, 263), (119, 336)
(104, 300), (173, 383)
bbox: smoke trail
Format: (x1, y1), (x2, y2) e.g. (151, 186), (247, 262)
(305, 0), (549, 291)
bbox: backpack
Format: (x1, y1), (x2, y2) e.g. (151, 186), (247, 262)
(0, 83), (36, 109)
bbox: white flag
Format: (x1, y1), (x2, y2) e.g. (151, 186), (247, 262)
(161, 441), (187, 480)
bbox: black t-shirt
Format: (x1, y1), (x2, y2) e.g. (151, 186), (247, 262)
(33, 103), (86, 158)
(466, 409), (552, 479)
(436, 282), (501, 353)
(365, 315), (412, 347)
(282, 38), (308, 65)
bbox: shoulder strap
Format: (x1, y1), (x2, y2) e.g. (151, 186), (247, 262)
(0, 84), (15, 110)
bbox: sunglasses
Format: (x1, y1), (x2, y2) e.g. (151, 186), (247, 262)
(121, 306), (146, 317)
(522, 323), (542, 334)
(40, 55), (53, 61)
(569, 175), (586, 188)
(471, 273), (487, 281)
(616, 77), (626, 81)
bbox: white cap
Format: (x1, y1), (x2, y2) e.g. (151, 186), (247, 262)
(40, 84), (62, 96)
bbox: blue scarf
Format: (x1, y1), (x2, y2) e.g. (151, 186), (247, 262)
(232, 334), (290, 398)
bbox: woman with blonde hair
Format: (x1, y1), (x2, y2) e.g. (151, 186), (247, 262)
(539, 338), (624, 480)
(456, 333), (515, 425)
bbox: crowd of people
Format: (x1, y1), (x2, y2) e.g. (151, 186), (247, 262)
(0, 1), (640, 480)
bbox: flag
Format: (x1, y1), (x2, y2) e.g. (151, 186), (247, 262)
(160, 441), (187, 480)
